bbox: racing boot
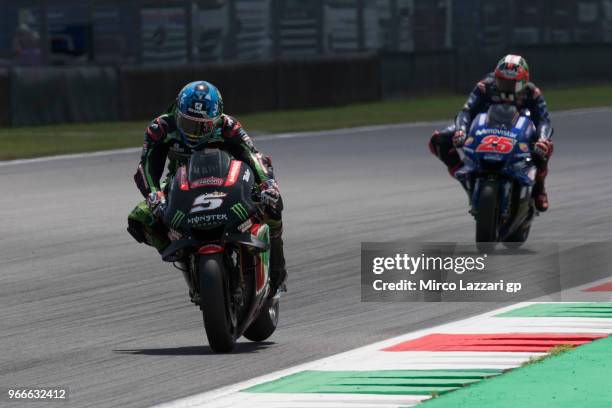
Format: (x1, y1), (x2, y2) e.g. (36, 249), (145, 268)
(429, 126), (462, 174)
(176, 260), (199, 305)
(430, 126), (469, 199)
(533, 168), (549, 212)
(268, 220), (287, 297)
(457, 178), (474, 214)
(127, 201), (170, 252)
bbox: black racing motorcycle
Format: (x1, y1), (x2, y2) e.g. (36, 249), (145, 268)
(161, 149), (279, 352)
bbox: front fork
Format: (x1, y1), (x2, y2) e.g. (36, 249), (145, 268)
(182, 245), (251, 307)
(470, 176), (512, 220)
(469, 177), (481, 216)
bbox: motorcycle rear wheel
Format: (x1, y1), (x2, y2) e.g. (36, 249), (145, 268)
(476, 179), (499, 252)
(502, 223), (531, 249)
(199, 255), (236, 352)
(243, 297), (279, 342)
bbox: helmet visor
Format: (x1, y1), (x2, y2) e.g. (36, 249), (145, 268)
(496, 77), (518, 94)
(176, 111), (215, 143)
(496, 76), (527, 94)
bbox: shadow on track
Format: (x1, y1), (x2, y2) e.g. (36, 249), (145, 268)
(114, 341), (275, 356)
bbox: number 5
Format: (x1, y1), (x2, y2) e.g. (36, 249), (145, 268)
(191, 194), (224, 213)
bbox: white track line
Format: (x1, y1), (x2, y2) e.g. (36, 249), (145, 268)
(318, 351), (544, 371)
(0, 147), (141, 167)
(2, 107), (610, 168)
(200, 393), (428, 408)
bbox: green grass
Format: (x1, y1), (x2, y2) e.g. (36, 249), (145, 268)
(1, 84), (611, 160)
(422, 335), (612, 408)
(520, 344), (574, 367)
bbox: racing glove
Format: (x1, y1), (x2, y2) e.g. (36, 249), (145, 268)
(452, 129), (467, 148)
(260, 179), (281, 211)
(146, 191), (167, 219)
(533, 139), (553, 163)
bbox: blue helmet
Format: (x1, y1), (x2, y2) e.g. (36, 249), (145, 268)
(175, 81), (224, 148)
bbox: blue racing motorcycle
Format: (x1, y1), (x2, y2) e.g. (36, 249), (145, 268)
(456, 104), (538, 251)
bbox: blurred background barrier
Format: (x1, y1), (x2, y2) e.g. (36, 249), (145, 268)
(518, 43), (612, 84)
(380, 50), (456, 97)
(9, 67), (120, 126)
(119, 54), (380, 120)
(5, 0), (611, 67)
(119, 61), (279, 120)
(0, 69), (9, 127)
(382, 43), (612, 98)
(1, 0), (612, 126)
(2, 43), (612, 126)
(454, 44), (612, 91)
(275, 54), (380, 110)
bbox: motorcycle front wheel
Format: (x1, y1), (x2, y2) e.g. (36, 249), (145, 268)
(199, 254), (236, 352)
(476, 179), (499, 252)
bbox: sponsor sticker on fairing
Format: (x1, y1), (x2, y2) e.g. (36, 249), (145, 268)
(190, 177), (224, 188)
(224, 161), (242, 186)
(475, 128), (516, 137)
(231, 203), (249, 221)
(238, 218), (253, 232)
(187, 213), (228, 225)
(167, 229), (182, 241)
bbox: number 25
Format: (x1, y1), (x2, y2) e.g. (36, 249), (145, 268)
(476, 135), (514, 153)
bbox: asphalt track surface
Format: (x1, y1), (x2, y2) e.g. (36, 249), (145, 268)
(1, 109), (611, 407)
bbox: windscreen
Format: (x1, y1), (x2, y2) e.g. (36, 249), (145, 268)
(188, 149), (232, 181)
(487, 104), (518, 129)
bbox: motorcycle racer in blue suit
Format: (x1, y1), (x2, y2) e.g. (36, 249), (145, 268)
(127, 81), (287, 296)
(429, 55), (554, 211)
